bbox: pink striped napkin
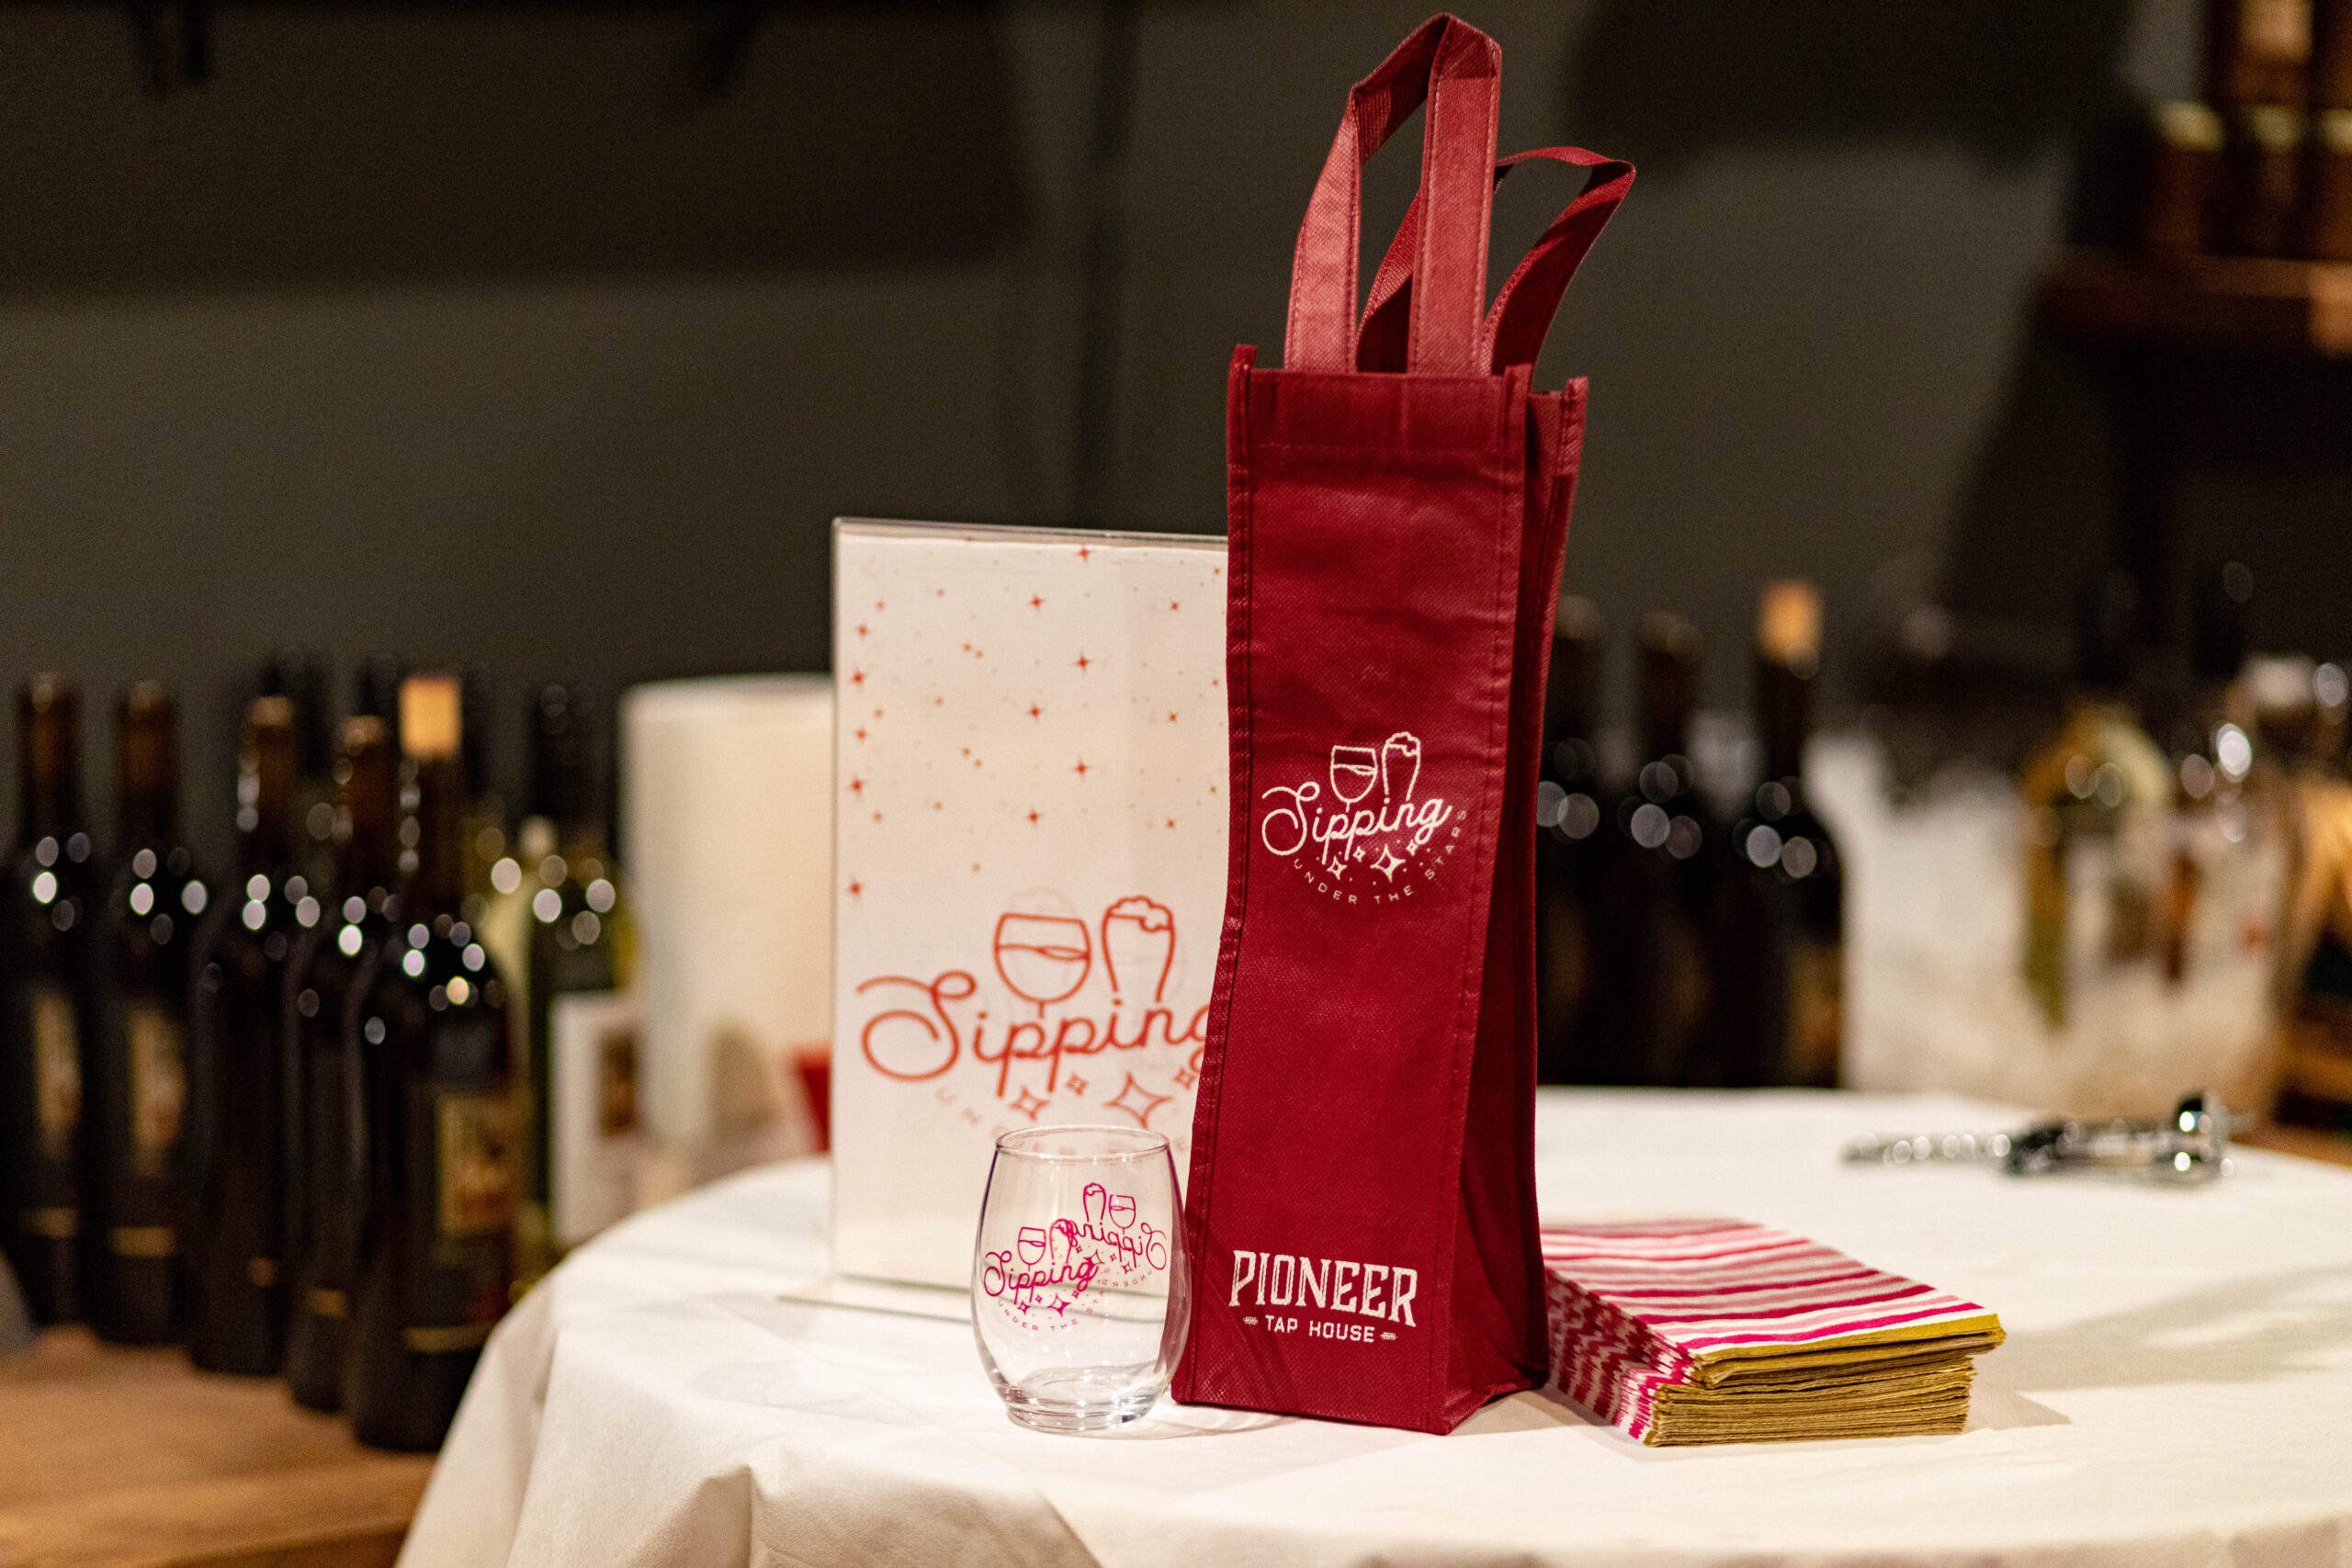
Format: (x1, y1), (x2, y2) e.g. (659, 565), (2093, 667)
(1541, 1219), (2005, 1446)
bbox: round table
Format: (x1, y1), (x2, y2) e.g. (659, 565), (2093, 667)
(403, 1090), (2352, 1567)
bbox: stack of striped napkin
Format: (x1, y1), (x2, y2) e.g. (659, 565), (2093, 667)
(1541, 1219), (2005, 1446)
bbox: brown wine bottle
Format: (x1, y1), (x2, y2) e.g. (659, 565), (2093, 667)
(1718, 583), (1845, 1089)
(84, 683), (209, 1343)
(0, 677), (104, 1324)
(187, 696), (311, 1373)
(1535, 601), (1606, 1084)
(1589, 615), (1718, 1086)
(283, 717), (398, 1411)
(348, 675), (516, 1451)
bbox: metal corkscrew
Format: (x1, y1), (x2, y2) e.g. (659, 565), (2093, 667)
(1841, 1093), (2240, 1184)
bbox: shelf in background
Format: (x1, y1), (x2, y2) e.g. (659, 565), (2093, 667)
(0, 1328), (431, 1568)
(2039, 248), (2352, 355)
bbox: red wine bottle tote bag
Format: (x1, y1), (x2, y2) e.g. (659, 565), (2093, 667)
(1174, 14), (1632, 1434)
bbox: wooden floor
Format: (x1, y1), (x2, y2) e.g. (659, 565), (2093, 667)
(0, 1329), (431, 1568)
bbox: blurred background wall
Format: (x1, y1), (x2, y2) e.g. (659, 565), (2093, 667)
(2, 0), (2344, 862)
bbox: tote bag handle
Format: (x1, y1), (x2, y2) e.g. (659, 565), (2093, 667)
(1283, 13), (1499, 377)
(1355, 147), (1635, 375)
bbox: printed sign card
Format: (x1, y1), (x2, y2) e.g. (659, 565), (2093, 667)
(831, 520), (1228, 1287)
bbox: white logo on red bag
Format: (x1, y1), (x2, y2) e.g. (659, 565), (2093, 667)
(1227, 1247), (1415, 1343)
(1259, 732), (1463, 903)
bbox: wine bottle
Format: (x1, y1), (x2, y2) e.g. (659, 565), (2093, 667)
(1589, 615), (1718, 1086)
(84, 683), (209, 1343)
(0, 677), (104, 1324)
(1535, 599), (1606, 1084)
(517, 686), (639, 1280)
(1718, 583), (1845, 1089)
(2020, 573), (2175, 1029)
(348, 674), (515, 1451)
(459, 666), (507, 922)
(262, 648), (339, 897)
(187, 696), (313, 1373)
(282, 716), (398, 1411)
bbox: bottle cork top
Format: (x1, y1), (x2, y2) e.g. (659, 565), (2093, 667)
(401, 674), (462, 760)
(1758, 580), (1823, 673)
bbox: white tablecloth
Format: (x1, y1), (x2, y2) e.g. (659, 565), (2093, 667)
(402, 1090), (2352, 1567)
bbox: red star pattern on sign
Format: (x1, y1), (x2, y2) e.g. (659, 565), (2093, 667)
(1172, 1065), (1198, 1089)
(1065, 1075), (1089, 1096)
(1028, 705), (1042, 719)
(846, 880), (864, 897)
(1170, 601), (1180, 611)
(1010, 1088), (1049, 1121)
(1074, 653), (1091, 671)
(1076, 546), (1092, 561)
(1026, 809), (1040, 824)
(854, 728), (867, 741)
(849, 777), (865, 794)
(1029, 594), (1044, 609)
(1073, 759), (1091, 778)
(850, 669), (866, 686)
(1104, 1072), (1175, 1129)
(855, 624), (868, 637)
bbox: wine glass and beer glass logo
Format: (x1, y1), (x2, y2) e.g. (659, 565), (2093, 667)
(1260, 730), (1454, 893)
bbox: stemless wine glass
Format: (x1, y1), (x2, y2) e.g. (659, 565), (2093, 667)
(973, 1125), (1190, 1432)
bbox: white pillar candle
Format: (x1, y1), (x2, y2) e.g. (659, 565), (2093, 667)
(622, 675), (831, 1193)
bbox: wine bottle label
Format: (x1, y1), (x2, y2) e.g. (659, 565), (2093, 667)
(33, 985), (80, 1162)
(1784, 940), (1844, 1088)
(111, 1224), (175, 1258)
(550, 989), (642, 1247)
(127, 1002), (187, 1178)
(437, 1090), (519, 1237)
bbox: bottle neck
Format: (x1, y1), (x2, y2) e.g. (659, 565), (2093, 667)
(336, 747), (400, 899)
(238, 755), (297, 874)
(405, 756), (467, 921)
(1757, 656), (1813, 784)
(19, 716), (80, 843)
(1638, 649), (1696, 767)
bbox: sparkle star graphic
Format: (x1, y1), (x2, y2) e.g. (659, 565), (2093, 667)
(1030, 594), (1044, 610)
(1103, 1072), (1175, 1129)
(846, 880), (863, 897)
(854, 728), (866, 741)
(1172, 1066), (1198, 1089)
(849, 777), (865, 794)
(849, 669), (866, 686)
(1373, 848), (1407, 881)
(1076, 546), (1092, 561)
(1027, 704), (1043, 719)
(1074, 759), (1091, 778)
(1027, 809), (1040, 824)
(1009, 1088), (1047, 1119)
(855, 624), (868, 637)
(1065, 1075), (1089, 1096)
(1074, 652), (1091, 671)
